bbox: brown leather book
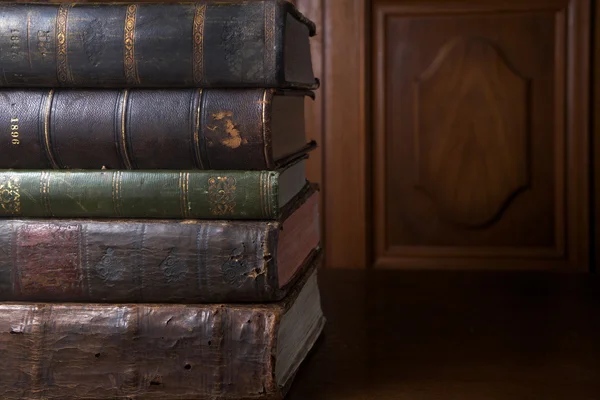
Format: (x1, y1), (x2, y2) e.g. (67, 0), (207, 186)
(0, 254), (325, 399)
(0, 187), (320, 303)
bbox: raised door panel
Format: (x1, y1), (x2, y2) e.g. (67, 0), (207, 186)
(373, 0), (590, 269)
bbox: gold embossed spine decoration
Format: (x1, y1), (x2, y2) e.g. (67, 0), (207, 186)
(43, 89), (60, 169)
(0, 176), (21, 215)
(259, 171), (276, 219)
(179, 172), (191, 218)
(56, 4), (73, 85)
(259, 171), (265, 218)
(192, 3), (207, 85)
(119, 90), (134, 169)
(111, 171), (124, 216)
(39, 171), (53, 216)
(265, 171), (273, 218)
(208, 176), (236, 216)
(123, 4), (140, 85)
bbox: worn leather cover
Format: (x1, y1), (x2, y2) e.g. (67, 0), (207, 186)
(0, 1), (316, 88)
(0, 257), (323, 399)
(1, 88), (313, 170)
(0, 187), (319, 303)
(0, 168), (306, 219)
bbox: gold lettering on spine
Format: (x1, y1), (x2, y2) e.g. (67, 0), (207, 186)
(263, 1), (276, 83)
(193, 3), (207, 85)
(43, 90), (59, 169)
(193, 89), (204, 169)
(120, 90), (133, 169)
(56, 4), (72, 85)
(124, 5), (140, 85)
(39, 171), (53, 216)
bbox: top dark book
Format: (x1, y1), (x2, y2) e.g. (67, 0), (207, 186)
(0, 1), (316, 88)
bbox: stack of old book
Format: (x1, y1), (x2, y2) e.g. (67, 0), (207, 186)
(0, 1), (324, 398)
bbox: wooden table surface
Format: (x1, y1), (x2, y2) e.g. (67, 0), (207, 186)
(287, 269), (600, 400)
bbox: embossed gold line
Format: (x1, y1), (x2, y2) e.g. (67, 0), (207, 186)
(39, 172), (44, 214)
(193, 89), (204, 169)
(266, 172), (272, 218)
(259, 171), (264, 218)
(261, 90), (270, 166)
(43, 89), (59, 169)
(185, 172), (190, 218)
(265, 172), (271, 218)
(120, 90), (133, 170)
(45, 172), (52, 216)
(179, 172), (184, 217)
(264, 172), (269, 218)
(112, 171), (118, 216)
(39, 171), (53, 217)
(117, 171), (123, 216)
(192, 3), (207, 85)
(114, 171), (121, 216)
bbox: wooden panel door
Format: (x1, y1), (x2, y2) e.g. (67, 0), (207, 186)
(372, 0), (590, 269)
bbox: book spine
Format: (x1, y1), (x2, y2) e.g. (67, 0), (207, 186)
(0, 1), (313, 88)
(0, 219), (281, 303)
(0, 303), (280, 399)
(0, 88), (280, 170)
(0, 170), (279, 219)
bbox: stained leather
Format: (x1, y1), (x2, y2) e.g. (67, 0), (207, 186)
(0, 88), (309, 170)
(0, 1), (316, 88)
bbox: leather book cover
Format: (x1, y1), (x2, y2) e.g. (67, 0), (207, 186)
(0, 1), (316, 88)
(0, 88), (314, 170)
(0, 255), (325, 399)
(0, 188), (321, 303)
(0, 159), (308, 219)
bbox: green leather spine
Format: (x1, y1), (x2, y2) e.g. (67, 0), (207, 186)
(0, 170), (279, 219)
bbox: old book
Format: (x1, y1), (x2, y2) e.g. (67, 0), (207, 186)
(0, 256), (325, 399)
(0, 158), (308, 219)
(1, 88), (313, 170)
(0, 1), (316, 89)
(0, 188), (320, 303)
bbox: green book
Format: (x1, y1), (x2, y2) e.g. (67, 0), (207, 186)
(0, 161), (307, 220)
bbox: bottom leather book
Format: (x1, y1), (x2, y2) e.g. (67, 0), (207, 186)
(0, 253), (325, 400)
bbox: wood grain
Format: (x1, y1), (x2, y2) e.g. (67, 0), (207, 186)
(372, 0), (590, 270)
(322, 0), (369, 268)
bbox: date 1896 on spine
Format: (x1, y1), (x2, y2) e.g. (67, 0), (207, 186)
(10, 117), (19, 145)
